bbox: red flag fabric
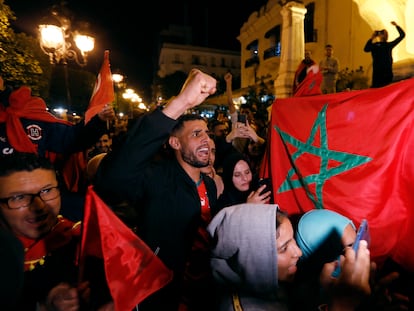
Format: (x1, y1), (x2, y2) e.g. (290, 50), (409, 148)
(61, 151), (88, 193)
(80, 186), (173, 311)
(263, 78), (414, 272)
(293, 65), (323, 97)
(84, 50), (114, 124)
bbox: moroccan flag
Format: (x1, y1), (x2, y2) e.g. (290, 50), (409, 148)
(80, 186), (173, 311)
(262, 78), (414, 272)
(84, 50), (114, 124)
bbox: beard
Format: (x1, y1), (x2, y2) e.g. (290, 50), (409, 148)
(181, 149), (209, 168)
(304, 59), (313, 65)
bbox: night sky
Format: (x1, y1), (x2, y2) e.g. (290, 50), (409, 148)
(9, 0), (268, 100)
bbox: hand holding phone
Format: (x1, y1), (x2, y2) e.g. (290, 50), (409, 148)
(331, 219), (370, 277)
(257, 178), (272, 195)
(352, 219), (370, 253)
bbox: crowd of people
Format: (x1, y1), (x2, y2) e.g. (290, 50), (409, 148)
(0, 56), (412, 310)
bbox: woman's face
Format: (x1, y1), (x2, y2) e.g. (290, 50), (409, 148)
(277, 217), (303, 282)
(342, 223), (357, 249)
(232, 160), (252, 191)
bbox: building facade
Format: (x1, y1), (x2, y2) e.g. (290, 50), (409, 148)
(157, 43), (240, 79)
(153, 24), (241, 105)
(238, 0), (414, 98)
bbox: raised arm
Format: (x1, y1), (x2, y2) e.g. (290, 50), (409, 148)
(389, 21), (405, 47)
(94, 69), (217, 202)
(224, 72), (236, 115)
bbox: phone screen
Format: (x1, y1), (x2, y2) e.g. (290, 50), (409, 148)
(237, 114), (247, 124)
(257, 178), (272, 195)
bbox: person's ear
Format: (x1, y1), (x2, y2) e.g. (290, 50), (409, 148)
(169, 136), (180, 150)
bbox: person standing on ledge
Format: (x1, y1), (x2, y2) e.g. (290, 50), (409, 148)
(364, 21), (405, 88)
(319, 44), (339, 94)
(293, 50), (316, 94)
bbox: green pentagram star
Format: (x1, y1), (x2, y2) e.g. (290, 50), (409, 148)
(275, 104), (371, 209)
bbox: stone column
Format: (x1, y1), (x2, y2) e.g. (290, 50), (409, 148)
(274, 2), (307, 99)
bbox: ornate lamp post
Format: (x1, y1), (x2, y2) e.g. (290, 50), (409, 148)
(38, 8), (95, 111)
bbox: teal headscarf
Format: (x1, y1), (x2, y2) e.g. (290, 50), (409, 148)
(296, 209), (355, 268)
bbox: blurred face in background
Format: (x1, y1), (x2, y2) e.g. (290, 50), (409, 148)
(232, 160), (252, 192)
(96, 134), (112, 153)
(212, 123), (228, 138)
(325, 46), (333, 57)
(304, 50), (312, 62)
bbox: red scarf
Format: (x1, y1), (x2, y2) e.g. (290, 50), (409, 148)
(0, 86), (71, 153)
(0, 87), (86, 192)
(19, 215), (81, 271)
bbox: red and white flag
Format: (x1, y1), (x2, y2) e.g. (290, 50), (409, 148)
(261, 78), (414, 272)
(84, 50), (114, 124)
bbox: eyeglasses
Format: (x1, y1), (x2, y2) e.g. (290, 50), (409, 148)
(0, 186), (60, 210)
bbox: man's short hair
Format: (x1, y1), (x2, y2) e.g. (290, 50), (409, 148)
(325, 44), (333, 48)
(172, 113), (206, 134)
(0, 152), (54, 177)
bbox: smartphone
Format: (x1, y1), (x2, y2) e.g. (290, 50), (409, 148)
(237, 113), (247, 124)
(352, 219), (370, 253)
(257, 178), (272, 195)
(331, 219), (370, 277)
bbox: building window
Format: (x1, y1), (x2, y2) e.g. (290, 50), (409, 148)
(211, 57), (216, 67)
(304, 2), (316, 43)
(221, 57), (226, 67)
(173, 54), (182, 64)
(231, 58), (237, 68)
(192, 55), (200, 65)
(264, 25), (281, 59)
(245, 40), (259, 68)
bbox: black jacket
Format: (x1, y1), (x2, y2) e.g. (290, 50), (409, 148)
(363, 25), (405, 87)
(94, 109), (217, 310)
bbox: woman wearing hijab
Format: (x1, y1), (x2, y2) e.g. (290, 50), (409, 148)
(213, 152), (271, 216)
(292, 209), (410, 311)
(207, 204), (372, 311)
(290, 209), (357, 310)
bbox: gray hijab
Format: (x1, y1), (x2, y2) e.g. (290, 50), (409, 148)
(207, 203), (280, 297)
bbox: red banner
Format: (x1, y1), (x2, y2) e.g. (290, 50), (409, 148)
(263, 78), (414, 272)
(80, 186), (173, 310)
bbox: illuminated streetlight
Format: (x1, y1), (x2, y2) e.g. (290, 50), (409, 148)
(112, 73), (124, 84)
(111, 73), (125, 113)
(122, 88), (148, 116)
(38, 10), (94, 67)
(38, 7), (95, 111)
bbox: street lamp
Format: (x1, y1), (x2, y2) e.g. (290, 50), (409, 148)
(123, 88), (147, 117)
(38, 10), (95, 67)
(38, 8), (95, 112)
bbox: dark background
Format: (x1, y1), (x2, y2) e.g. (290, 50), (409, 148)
(9, 0), (268, 99)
